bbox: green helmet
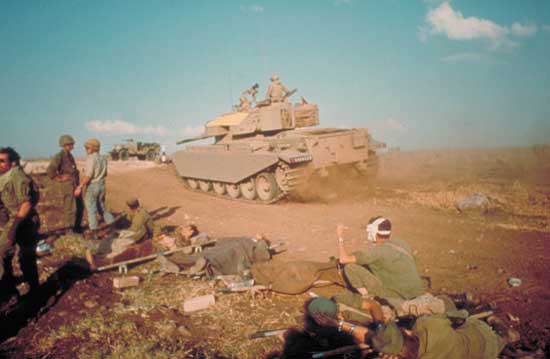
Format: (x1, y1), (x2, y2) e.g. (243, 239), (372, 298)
(59, 135), (75, 147)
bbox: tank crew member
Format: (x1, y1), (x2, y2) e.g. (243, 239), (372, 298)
(336, 218), (424, 301)
(265, 74), (290, 103)
(309, 296), (519, 359)
(47, 134), (82, 232)
(0, 147), (40, 297)
(237, 96), (250, 112)
(75, 138), (114, 231)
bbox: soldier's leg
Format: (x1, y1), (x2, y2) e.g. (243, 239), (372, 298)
(16, 218), (40, 291)
(97, 183), (114, 225)
(85, 183), (99, 230)
(343, 263), (386, 298)
(61, 181), (76, 229)
(74, 194), (84, 232)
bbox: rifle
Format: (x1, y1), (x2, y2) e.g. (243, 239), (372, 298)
(249, 328), (288, 339)
(283, 88), (298, 100)
(96, 240), (217, 273)
(311, 344), (371, 358)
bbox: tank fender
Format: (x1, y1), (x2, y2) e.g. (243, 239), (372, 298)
(174, 150), (279, 183)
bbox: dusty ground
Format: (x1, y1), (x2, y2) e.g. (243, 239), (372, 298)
(1, 147), (549, 358)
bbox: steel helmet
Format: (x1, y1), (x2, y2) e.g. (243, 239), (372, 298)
(59, 135), (75, 147)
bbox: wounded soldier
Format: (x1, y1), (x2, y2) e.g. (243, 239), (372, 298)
(307, 296), (519, 359)
(85, 197), (157, 269)
(156, 225), (272, 276)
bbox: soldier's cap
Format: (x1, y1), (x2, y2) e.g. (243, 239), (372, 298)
(59, 135), (75, 147)
(84, 138), (101, 150)
(271, 74), (279, 82)
(126, 197), (140, 208)
(307, 297), (338, 319)
(371, 322), (404, 355)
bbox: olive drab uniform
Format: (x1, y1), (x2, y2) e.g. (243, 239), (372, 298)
(0, 166), (40, 293)
(108, 207), (156, 256)
(47, 149), (81, 229)
(413, 315), (506, 359)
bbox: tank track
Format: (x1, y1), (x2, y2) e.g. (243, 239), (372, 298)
(179, 163), (309, 204)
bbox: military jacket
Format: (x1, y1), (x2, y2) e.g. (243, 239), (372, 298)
(47, 150), (79, 184)
(353, 238), (424, 299)
(127, 207), (156, 242)
(414, 315), (504, 359)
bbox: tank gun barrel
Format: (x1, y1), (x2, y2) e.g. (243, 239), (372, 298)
(284, 88), (298, 100)
(176, 134), (213, 145)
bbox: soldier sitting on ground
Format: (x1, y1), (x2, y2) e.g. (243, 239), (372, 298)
(85, 197), (158, 270)
(308, 296), (519, 359)
(335, 218), (480, 321)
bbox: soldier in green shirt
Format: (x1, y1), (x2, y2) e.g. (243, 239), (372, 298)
(0, 147), (40, 298)
(309, 296), (518, 359)
(85, 197), (157, 269)
(336, 217), (424, 303)
(47, 135), (82, 232)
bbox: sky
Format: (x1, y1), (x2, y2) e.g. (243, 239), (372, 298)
(1, 0), (549, 158)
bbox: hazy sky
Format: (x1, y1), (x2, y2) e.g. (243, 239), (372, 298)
(1, 0), (549, 158)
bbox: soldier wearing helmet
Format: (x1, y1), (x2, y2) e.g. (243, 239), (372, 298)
(75, 138), (114, 231)
(265, 74), (290, 103)
(47, 134), (82, 232)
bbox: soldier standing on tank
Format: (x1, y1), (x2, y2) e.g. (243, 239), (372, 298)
(237, 96), (250, 112)
(74, 138), (114, 232)
(0, 147), (40, 300)
(266, 74), (290, 103)
(47, 135), (83, 233)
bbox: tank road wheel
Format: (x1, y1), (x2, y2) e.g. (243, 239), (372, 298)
(240, 178), (257, 200)
(226, 183), (241, 199)
(146, 150), (157, 161)
(212, 182), (226, 195)
(255, 172), (279, 202)
(198, 180), (212, 192)
(187, 178), (199, 190)
(119, 149), (129, 161)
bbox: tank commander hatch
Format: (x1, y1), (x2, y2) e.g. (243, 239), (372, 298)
(265, 74), (290, 103)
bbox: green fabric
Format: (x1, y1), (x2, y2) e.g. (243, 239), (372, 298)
(343, 263), (391, 298)
(307, 297), (338, 318)
(352, 238), (424, 299)
(47, 150), (79, 184)
(59, 180), (76, 228)
(414, 315), (506, 359)
(371, 322), (404, 355)
(0, 167), (33, 217)
(127, 207), (154, 242)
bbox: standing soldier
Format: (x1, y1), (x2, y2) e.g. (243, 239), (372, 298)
(47, 135), (82, 233)
(0, 147), (40, 299)
(265, 74), (290, 103)
(74, 138), (114, 232)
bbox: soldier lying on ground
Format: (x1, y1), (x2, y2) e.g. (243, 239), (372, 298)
(308, 296), (519, 359)
(85, 197), (158, 270)
(155, 225), (272, 276)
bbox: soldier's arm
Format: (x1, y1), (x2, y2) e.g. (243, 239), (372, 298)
(337, 224), (357, 264)
(46, 153), (61, 179)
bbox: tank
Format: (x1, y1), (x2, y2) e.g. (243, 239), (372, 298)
(174, 84), (385, 203)
(110, 139), (161, 161)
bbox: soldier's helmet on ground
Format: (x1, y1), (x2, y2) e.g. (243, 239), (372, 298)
(59, 135), (75, 147)
(271, 74), (279, 82)
(84, 138), (101, 151)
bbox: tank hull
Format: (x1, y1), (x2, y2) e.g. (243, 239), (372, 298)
(174, 127), (382, 203)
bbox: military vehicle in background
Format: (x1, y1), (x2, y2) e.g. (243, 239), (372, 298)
(174, 82), (385, 203)
(110, 139), (161, 161)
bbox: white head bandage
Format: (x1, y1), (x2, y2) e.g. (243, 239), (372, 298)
(366, 217), (391, 242)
